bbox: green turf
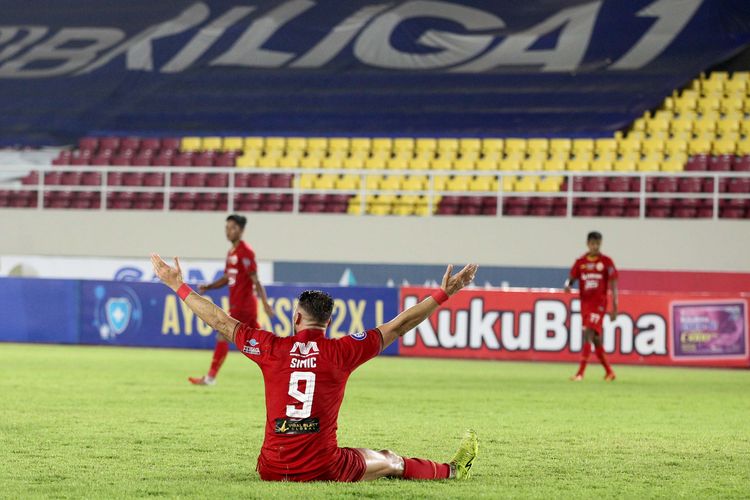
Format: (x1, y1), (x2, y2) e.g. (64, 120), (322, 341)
(1, 343), (749, 499)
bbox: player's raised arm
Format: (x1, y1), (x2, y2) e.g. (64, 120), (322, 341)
(151, 253), (240, 343)
(378, 264), (478, 348)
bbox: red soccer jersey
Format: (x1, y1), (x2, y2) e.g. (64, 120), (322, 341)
(234, 324), (383, 479)
(225, 240), (258, 322)
(569, 253), (618, 306)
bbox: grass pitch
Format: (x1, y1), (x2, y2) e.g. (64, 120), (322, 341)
(1, 343), (749, 499)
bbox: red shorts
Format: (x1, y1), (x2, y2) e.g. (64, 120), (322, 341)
(257, 447), (366, 482)
(581, 303), (606, 334)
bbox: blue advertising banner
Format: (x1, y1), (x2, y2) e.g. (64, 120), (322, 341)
(0, 278), (80, 344)
(1, 1), (749, 143)
(78, 281), (399, 354)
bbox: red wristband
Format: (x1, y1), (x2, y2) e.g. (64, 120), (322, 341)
(431, 289), (449, 305)
(177, 283), (193, 301)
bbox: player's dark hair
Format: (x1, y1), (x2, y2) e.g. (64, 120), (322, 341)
(298, 290), (334, 324)
(226, 214), (247, 229)
(587, 231), (602, 242)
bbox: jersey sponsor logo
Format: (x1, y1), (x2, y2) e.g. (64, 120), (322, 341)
(290, 341), (319, 357)
(350, 331), (367, 341)
(243, 338), (260, 355)
(227, 255), (238, 265)
(274, 417), (320, 435)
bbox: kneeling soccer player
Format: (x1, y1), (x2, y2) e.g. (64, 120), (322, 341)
(152, 253), (479, 482)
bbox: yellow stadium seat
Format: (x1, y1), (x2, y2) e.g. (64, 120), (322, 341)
(646, 117), (669, 135)
(515, 176), (539, 192)
(236, 153), (259, 168)
(447, 176), (471, 191)
(475, 158), (498, 171)
(594, 138), (616, 156)
(713, 138), (736, 155)
(343, 157), (365, 170)
(740, 120), (750, 137)
(437, 138), (459, 152)
(566, 158), (590, 171)
(200, 137), (223, 151)
(526, 139), (548, 156)
(642, 151), (664, 163)
(402, 175), (427, 191)
(730, 71), (749, 82)
(328, 137), (349, 153)
(380, 175), (405, 191)
(433, 175), (450, 191)
(482, 138), (504, 154)
(278, 156), (301, 168)
(736, 138), (750, 155)
(504, 138), (526, 156)
(386, 158), (409, 171)
(688, 137), (712, 155)
(322, 157), (343, 169)
(459, 138), (481, 154)
(435, 150), (457, 162)
(521, 159), (543, 172)
(265, 137), (286, 151)
(393, 199), (417, 216)
(371, 137), (392, 152)
(258, 156), (279, 168)
(544, 159), (566, 172)
(296, 174), (316, 189)
(572, 139), (594, 157)
(591, 158), (613, 172)
(664, 138), (688, 157)
(501, 175), (516, 192)
(697, 97), (721, 115)
(701, 79), (724, 95)
(641, 137), (665, 155)
(538, 176), (562, 192)
(663, 96), (674, 111)
(468, 176), (493, 192)
(717, 118), (740, 137)
(244, 136), (264, 150)
(636, 159), (659, 172)
(365, 175), (382, 190)
(393, 138), (415, 153)
(617, 137), (641, 154)
(282, 137), (304, 152)
(304, 137), (325, 152)
(661, 159), (684, 173)
(499, 159), (521, 171)
(314, 175), (336, 190)
(720, 96), (744, 114)
(549, 139), (572, 157)
(673, 95), (697, 113)
(415, 138), (437, 153)
(407, 158), (429, 171)
(458, 150), (479, 161)
(181, 137), (202, 152)
(724, 79), (747, 95)
(350, 138), (371, 153)
(451, 158), (475, 171)
(221, 137), (243, 151)
(296, 157), (319, 169)
(365, 158), (386, 170)
(335, 175), (360, 190)
(425, 158), (448, 171)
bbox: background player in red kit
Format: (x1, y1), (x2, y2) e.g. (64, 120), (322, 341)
(188, 214), (274, 386)
(564, 231), (618, 381)
(152, 252), (479, 482)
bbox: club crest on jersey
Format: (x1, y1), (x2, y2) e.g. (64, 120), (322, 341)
(350, 331), (367, 341)
(290, 341), (319, 357)
(596, 262), (604, 271)
(243, 338), (260, 355)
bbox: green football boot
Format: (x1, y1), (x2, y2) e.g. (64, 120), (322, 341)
(450, 429), (478, 480)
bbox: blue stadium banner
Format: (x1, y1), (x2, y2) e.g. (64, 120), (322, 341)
(78, 281), (400, 354)
(1, 1), (749, 142)
(0, 278), (80, 344)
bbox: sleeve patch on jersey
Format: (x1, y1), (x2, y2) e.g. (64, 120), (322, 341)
(242, 257), (252, 268)
(274, 417), (319, 434)
(350, 331), (367, 341)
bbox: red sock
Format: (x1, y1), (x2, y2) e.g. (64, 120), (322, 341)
(402, 458), (451, 480)
(577, 343), (592, 376)
(207, 341), (230, 378)
(595, 345), (613, 374)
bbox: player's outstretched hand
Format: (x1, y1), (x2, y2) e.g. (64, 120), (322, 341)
(441, 263), (478, 296)
(150, 253), (184, 290)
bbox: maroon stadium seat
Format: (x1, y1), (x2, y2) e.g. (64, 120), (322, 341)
(99, 137), (120, 151)
(672, 198), (699, 218)
(248, 174), (271, 188)
(234, 193), (262, 212)
(106, 172), (124, 186)
(52, 151), (71, 166)
(481, 196), (497, 215)
(185, 173), (206, 187)
(732, 155), (750, 171)
(708, 155), (732, 171)
(685, 155), (708, 171)
(607, 177), (631, 192)
(120, 137), (140, 151)
(143, 173), (164, 187)
(269, 174), (293, 188)
(172, 153), (194, 167)
(71, 155), (93, 166)
(655, 177), (678, 192)
(122, 172), (144, 186)
(131, 154), (152, 166)
(727, 178), (750, 193)
(214, 152), (236, 167)
(152, 153), (174, 166)
(44, 171), (62, 185)
(140, 138), (161, 152)
(21, 171), (38, 185)
(78, 137), (98, 152)
(81, 172), (102, 186)
(206, 173), (228, 188)
(193, 152), (215, 167)
(677, 177), (702, 193)
(60, 171), (82, 185)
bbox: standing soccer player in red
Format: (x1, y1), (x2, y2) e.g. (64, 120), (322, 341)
(152, 253), (479, 482)
(564, 231), (618, 381)
(188, 214), (274, 386)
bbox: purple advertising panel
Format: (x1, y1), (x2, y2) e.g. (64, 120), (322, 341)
(670, 301), (748, 360)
